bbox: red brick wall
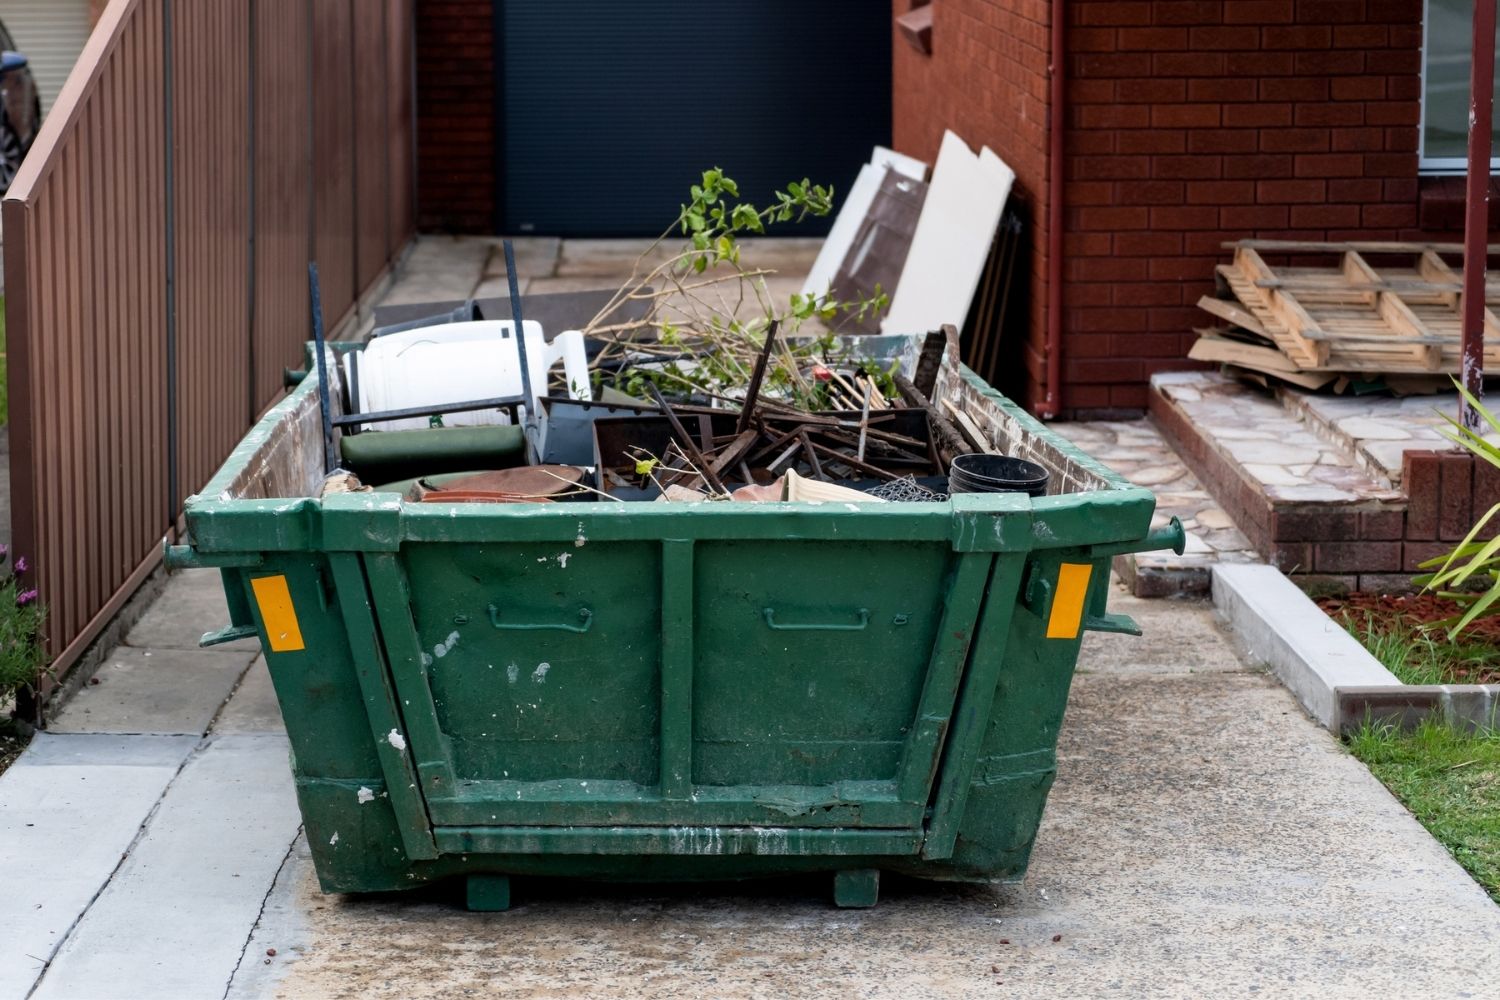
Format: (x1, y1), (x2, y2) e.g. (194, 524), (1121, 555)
(416, 0), (494, 232)
(893, 0), (1438, 416)
(1062, 0), (1424, 415)
(892, 0), (1055, 413)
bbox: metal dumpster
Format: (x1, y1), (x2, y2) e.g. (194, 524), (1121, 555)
(169, 335), (1181, 909)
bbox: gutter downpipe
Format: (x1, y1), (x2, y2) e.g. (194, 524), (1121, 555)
(1040, 0), (1065, 419)
(1461, 0), (1496, 431)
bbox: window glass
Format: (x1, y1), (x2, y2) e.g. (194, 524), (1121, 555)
(1424, 0), (1500, 163)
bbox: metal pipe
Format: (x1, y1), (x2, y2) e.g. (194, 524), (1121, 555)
(1462, 0), (1497, 431)
(1040, 0), (1065, 419)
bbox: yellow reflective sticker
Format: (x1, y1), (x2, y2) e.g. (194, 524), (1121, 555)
(1046, 563), (1093, 640)
(251, 575), (305, 652)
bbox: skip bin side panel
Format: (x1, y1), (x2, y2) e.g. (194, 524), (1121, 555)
(691, 539), (950, 790)
(919, 551), (1112, 880)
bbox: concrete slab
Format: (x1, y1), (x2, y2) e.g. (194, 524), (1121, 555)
(555, 237), (674, 278)
(0, 734), (197, 1000)
(224, 836), (312, 1000)
(216, 587), (1500, 999)
(480, 236), (561, 279)
(1077, 584), (1243, 675)
(214, 657), (286, 735)
(31, 734), (302, 1000)
(49, 645), (257, 736)
(124, 568), (259, 652)
(399, 236), (492, 277)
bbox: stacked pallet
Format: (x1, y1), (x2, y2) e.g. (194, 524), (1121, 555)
(1192, 240), (1500, 393)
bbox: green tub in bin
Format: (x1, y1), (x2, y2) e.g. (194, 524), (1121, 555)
(170, 338), (1182, 910)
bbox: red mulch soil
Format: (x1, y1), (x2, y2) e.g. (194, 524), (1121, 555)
(1316, 591), (1500, 684)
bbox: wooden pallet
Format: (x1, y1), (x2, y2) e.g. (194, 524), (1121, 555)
(1198, 241), (1500, 377)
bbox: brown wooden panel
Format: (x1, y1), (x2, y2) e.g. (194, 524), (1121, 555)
(173, 0), (252, 497)
(3, 0), (415, 697)
(3, 0), (170, 675)
(253, 0), (315, 411)
(355, 1), (390, 290)
(312, 0), (355, 327)
(387, 0), (415, 254)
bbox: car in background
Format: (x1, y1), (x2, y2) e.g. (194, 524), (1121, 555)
(0, 18), (40, 194)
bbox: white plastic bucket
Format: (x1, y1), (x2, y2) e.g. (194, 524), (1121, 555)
(346, 321), (592, 432)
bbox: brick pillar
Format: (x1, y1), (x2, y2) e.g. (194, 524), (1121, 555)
(416, 0), (496, 233)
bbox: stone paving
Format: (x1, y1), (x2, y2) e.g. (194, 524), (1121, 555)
(1051, 418), (1259, 595)
(1153, 372), (1404, 506)
(1285, 389), (1466, 486)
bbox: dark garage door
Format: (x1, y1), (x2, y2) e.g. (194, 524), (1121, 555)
(498, 1), (892, 236)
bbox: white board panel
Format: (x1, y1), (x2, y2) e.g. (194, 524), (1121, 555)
(801, 161), (884, 298)
(881, 131), (1014, 335)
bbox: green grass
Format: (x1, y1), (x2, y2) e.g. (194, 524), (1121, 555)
(1338, 612), (1500, 686)
(1347, 719), (1500, 903)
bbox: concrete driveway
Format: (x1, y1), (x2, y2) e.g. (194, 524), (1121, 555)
(215, 587), (1498, 999)
(9, 569), (1494, 999)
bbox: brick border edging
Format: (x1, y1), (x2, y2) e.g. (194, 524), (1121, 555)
(1211, 564), (1499, 734)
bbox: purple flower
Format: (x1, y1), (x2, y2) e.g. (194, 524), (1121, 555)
(15, 588), (37, 607)
(14, 556), (28, 574)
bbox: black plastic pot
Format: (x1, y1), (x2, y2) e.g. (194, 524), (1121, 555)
(949, 454), (1050, 497)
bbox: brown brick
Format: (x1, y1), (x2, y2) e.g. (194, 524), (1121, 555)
(1272, 509), (1360, 542)
(1315, 541), (1401, 573)
(1475, 456), (1500, 509)
(1439, 454), (1475, 541)
(1360, 510), (1406, 540)
(1271, 542), (1314, 573)
(1402, 451), (1442, 539)
(1403, 541), (1454, 573)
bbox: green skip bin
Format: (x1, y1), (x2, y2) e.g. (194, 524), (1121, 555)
(169, 334), (1182, 910)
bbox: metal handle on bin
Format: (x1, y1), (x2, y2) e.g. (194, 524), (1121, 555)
(487, 605), (594, 634)
(163, 543), (264, 570)
(762, 607), (870, 632)
(1086, 516), (1187, 560)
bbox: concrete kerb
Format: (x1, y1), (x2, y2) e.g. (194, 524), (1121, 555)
(1212, 563), (1500, 734)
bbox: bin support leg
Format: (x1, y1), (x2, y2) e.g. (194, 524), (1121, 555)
(467, 874), (512, 912)
(833, 869), (880, 909)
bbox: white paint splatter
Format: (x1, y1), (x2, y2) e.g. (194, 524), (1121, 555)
(532, 662), (551, 684)
(357, 786), (375, 804)
(506, 663), (520, 684)
(556, 552), (572, 569)
(387, 729), (407, 751)
(420, 652), (433, 668)
(575, 523), (588, 547)
(432, 630), (460, 659)
(329, 831), (339, 846)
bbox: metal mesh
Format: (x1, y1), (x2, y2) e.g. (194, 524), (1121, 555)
(863, 476), (948, 502)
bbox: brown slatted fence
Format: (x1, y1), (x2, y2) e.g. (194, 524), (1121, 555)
(3, 0), (417, 711)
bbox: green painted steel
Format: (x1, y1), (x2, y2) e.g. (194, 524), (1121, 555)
(173, 361), (1183, 905)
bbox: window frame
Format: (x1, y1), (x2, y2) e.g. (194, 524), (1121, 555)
(1421, 0), (1500, 174)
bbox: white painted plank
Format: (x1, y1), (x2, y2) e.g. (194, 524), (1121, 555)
(801, 162), (884, 298)
(882, 131), (1015, 335)
(800, 146), (931, 299)
(0, 734), (197, 1000)
(871, 145), (927, 182)
(31, 734), (302, 1000)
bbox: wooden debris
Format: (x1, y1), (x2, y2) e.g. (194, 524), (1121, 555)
(1195, 240), (1500, 391)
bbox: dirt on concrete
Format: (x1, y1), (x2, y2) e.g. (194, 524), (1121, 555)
(231, 589), (1500, 999)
